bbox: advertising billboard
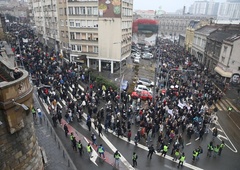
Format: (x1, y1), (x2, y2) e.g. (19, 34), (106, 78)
(98, 0), (121, 18)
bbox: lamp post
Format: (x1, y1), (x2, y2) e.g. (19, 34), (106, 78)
(113, 42), (122, 103)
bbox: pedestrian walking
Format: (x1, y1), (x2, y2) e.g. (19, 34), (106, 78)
(72, 136), (77, 151)
(97, 144), (106, 159)
(77, 140), (83, 156)
(177, 153), (185, 168)
(63, 124), (69, 137)
(52, 114), (58, 127)
(147, 144), (155, 159)
(228, 106), (233, 115)
(32, 107), (37, 121)
(218, 141), (225, 156)
(86, 117), (91, 131)
(134, 134), (138, 146)
(98, 124), (103, 137)
(132, 152), (138, 167)
(172, 149), (180, 161)
(196, 146), (203, 160)
(91, 133), (97, 146)
(127, 130), (132, 142)
(161, 144), (169, 157)
(37, 108), (43, 124)
(192, 149), (198, 161)
(207, 141), (214, 157)
(86, 143), (93, 158)
(114, 150), (121, 169)
(212, 127), (218, 141)
(213, 145), (219, 157)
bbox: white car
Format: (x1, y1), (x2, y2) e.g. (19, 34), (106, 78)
(141, 53), (153, 59)
(134, 84), (152, 94)
(137, 77), (154, 87)
(133, 56), (140, 64)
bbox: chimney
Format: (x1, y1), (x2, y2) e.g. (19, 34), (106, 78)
(183, 6), (186, 15)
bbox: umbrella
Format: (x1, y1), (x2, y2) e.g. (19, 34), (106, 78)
(175, 85), (179, 88)
(170, 85), (174, 89)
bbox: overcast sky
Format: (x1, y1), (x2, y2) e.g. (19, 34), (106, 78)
(133, 0), (226, 13)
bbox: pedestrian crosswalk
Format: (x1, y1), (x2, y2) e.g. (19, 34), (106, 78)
(213, 99), (239, 112)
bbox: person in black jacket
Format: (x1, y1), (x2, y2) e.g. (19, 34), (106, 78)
(147, 144), (155, 159)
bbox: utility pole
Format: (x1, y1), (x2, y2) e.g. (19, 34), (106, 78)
(152, 37), (160, 103)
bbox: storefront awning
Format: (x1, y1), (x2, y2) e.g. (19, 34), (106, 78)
(214, 66), (232, 78)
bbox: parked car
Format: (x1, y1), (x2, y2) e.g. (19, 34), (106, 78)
(133, 56), (140, 64)
(120, 80), (129, 91)
(134, 84), (152, 94)
(131, 52), (141, 59)
(131, 90), (153, 101)
(137, 77), (154, 87)
(141, 53), (153, 59)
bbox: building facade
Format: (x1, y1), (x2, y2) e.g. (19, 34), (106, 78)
(32, 0), (60, 51)
(185, 19), (209, 51)
(217, 1), (240, 20)
(155, 14), (211, 39)
(205, 25), (240, 73)
(188, 0), (219, 16)
(66, 0), (133, 73)
(191, 25), (218, 64)
(0, 42), (43, 170)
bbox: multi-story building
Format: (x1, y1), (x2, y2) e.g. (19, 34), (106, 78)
(67, 0), (133, 73)
(155, 14), (211, 38)
(217, 1), (240, 20)
(191, 25), (218, 64)
(185, 19), (210, 51)
(205, 25), (240, 72)
(188, 0), (219, 16)
(134, 10), (155, 19)
(32, 0), (60, 51)
(57, 0), (69, 60)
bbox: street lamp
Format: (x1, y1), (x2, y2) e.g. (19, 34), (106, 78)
(113, 42), (122, 103)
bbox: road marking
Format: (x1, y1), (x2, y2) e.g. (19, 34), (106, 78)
(82, 114), (134, 170)
(78, 84), (84, 91)
(210, 120), (238, 153)
(83, 137), (98, 166)
(211, 127), (223, 133)
(68, 90), (77, 102)
(62, 99), (66, 105)
(215, 103), (222, 111)
(57, 102), (62, 109)
(228, 114), (240, 130)
(219, 101), (227, 111)
(82, 113), (203, 170)
(186, 142), (191, 146)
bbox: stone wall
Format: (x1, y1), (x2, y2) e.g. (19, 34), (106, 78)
(0, 68), (44, 170)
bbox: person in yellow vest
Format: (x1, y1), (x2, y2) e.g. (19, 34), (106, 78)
(192, 149), (198, 161)
(161, 144), (169, 157)
(228, 106), (233, 115)
(32, 107), (37, 121)
(132, 152), (138, 167)
(177, 152), (185, 168)
(219, 141), (225, 156)
(172, 149), (180, 161)
(86, 143), (93, 158)
(114, 150), (121, 168)
(213, 145), (220, 157)
(97, 144), (106, 159)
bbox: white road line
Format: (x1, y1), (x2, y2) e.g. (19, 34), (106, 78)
(69, 86), (73, 92)
(82, 114), (134, 170)
(211, 120), (238, 153)
(218, 135), (228, 140)
(186, 142), (191, 146)
(219, 101), (227, 111)
(78, 84), (84, 91)
(68, 90), (77, 102)
(226, 99), (240, 112)
(62, 99), (66, 105)
(82, 113), (203, 170)
(228, 114), (240, 130)
(83, 137), (98, 166)
(215, 103), (223, 111)
(57, 102), (63, 109)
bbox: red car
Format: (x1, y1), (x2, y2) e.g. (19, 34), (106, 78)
(131, 90), (153, 101)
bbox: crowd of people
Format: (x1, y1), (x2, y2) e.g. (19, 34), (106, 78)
(7, 22), (226, 169)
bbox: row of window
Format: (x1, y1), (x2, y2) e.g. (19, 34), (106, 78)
(71, 44), (98, 53)
(122, 7), (132, 16)
(68, 6), (98, 15)
(159, 26), (185, 31)
(70, 32), (98, 41)
(69, 19), (98, 28)
(122, 21), (132, 29)
(193, 36), (206, 48)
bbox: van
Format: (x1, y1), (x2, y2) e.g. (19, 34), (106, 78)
(134, 84), (152, 94)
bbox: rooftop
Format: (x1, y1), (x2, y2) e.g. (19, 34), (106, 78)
(208, 29), (240, 42)
(195, 25), (218, 35)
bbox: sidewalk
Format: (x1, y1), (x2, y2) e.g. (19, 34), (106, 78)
(33, 94), (76, 170)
